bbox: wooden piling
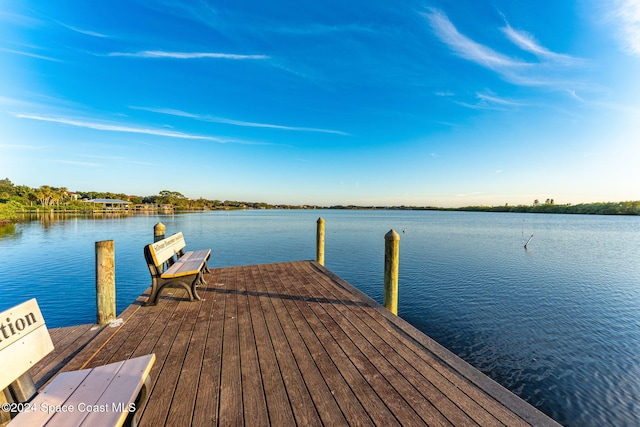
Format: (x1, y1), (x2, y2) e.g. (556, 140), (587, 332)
(154, 222), (166, 242)
(95, 240), (116, 325)
(316, 217), (325, 266)
(384, 229), (400, 315)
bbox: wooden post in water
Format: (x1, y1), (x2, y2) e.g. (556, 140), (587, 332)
(95, 240), (116, 325)
(384, 229), (400, 315)
(154, 222), (166, 242)
(524, 234), (534, 249)
(316, 217), (325, 266)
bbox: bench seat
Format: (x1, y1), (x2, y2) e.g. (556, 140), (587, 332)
(162, 256), (207, 279)
(10, 354), (155, 427)
(178, 249), (211, 273)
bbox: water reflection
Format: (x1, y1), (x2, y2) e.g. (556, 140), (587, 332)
(0, 223), (18, 239)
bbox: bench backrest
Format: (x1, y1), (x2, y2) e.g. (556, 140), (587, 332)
(148, 232), (186, 266)
(0, 299), (54, 391)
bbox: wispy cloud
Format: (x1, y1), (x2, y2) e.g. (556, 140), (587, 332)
(56, 21), (109, 38)
(122, 159), (156, 166)
(12, 113), (269, 144)
(0, 96), (43, 109)
(0, 47), (60, 62)
(475, 92), (521, 106)
(566, 90), (585, 102)
(81, 154), (156, 166)
(421, 8), (582, 88)
(421, 8), (528, 70)
(107, 51), (268, 60)
(140, 0), (219, 31)
(0, 11), (42, 27)
(455, 92), (523, 111)
(610, 0), (640, 57)
(132, 106), (350, 136)
(272, 23), (377, 36)
(501, 24), (580, 64)
(57, 160), (102, 167)
(0, 143), (49, 150)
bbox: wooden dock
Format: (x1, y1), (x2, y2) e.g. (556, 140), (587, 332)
(33, 261), (559, 426)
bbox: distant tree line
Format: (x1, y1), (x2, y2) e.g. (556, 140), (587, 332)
(452, 199), (640, 215)
(1, 177), (639, 223)
(329, 199), (640, 215)
(0, 178), (312, 222)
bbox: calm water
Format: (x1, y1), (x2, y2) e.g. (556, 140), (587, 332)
(1, 210), (639, 426)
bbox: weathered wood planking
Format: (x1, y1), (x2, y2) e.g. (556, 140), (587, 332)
(31, 323), (103, 389)
(28, 261), (560, 426)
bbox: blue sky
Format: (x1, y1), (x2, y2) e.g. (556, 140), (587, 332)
(1, 0), (639, 207)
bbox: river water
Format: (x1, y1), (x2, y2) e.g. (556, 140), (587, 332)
(0, 209), (638, 426)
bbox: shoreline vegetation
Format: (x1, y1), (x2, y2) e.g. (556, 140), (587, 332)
(1, 178), (639, 224)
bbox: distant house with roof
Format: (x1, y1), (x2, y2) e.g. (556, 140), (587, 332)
(83, 199), (132, 210)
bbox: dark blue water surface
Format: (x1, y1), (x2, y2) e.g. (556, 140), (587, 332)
(1, 210), (638, 426)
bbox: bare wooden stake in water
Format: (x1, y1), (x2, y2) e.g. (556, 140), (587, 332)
(384, 229), (400, 315)
(524, 234), (534, 249)
(95, 240), (116, 325)
(316, 217), (325, 266)
(154, 221), (166, 243)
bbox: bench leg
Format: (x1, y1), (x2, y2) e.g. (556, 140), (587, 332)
(147, 279), (202, 305)
(196, 269), (208, 286)
(188, 276), (202, 301)
(146, 283), (160, 306)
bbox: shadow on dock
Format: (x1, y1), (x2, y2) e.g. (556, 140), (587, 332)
(37, 260), (560, 426)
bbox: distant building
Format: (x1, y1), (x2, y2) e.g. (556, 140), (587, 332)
(160, 204), (175, 213)
(133, 204), (157, 211)
(83, 199), (132, 210)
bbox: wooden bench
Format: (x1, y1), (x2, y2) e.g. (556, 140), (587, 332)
(143, 232), (211, 306)
(0, 299), (155, 427)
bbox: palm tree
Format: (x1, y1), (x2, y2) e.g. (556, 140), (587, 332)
(35, 186), (54, 206)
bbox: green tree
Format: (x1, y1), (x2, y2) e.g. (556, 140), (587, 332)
(52, 187), (69, 206)
(0, 178), (15, 200)
(0, 200), (21, 221)
(158, 190), (186, 205)
(34, 185), (55, 206)
(13, 185), (34, 204)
